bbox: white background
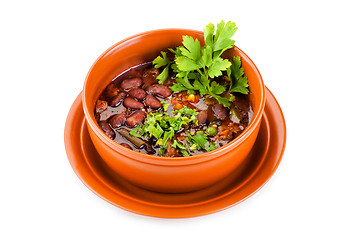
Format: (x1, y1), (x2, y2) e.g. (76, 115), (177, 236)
(1, 0), (358, 239)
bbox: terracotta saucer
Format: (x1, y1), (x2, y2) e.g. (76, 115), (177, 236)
(64, 87), (286, 218)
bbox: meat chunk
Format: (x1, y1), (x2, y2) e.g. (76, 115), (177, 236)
(212, 103), (228, 120)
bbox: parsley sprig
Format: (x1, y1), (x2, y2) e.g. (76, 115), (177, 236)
(152, 21), (249, 107)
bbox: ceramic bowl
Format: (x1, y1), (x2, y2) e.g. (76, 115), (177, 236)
(82, 29), (266, 193)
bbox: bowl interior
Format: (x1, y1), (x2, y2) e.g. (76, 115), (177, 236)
(83, 29), (265, 162)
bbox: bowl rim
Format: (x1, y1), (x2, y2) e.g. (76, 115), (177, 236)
(82, 28), (266, 166)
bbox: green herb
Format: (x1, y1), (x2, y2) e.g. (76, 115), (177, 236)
(207, 143), (217, 151)
(160, 100), (169, 111)
(227, 56), (249, 94)
(186, 130), (219, 152)
(186, 131), (208, 150)
(152, 21), (249, 108)
(153, 52), (172, 84)
(136, 106), (198, 156)
(129, 125), (142, 137)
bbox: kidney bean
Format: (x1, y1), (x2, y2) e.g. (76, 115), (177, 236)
(147, 84), (172, 98)
(212, 103), (228, 120)
(123, 97), (144, 110)
(120, 143), (132, 150)
(96, 100), (108, 112)
(197, 110), (208, 125)
(109, 91), (126, 107)
(128, 88), (146, 100)
(109, 113), (126, 129)
(144, 95), (162, 109)
(98, 121), (115, 139)
(126, 110), (146, 127)
(120, 78), (142, 90)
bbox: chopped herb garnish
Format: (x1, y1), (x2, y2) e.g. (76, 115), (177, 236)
(134, 106), (198, 156)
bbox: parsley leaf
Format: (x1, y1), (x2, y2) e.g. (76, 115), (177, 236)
(169, 83), (188, 92)
(187, 131), (208, 150)
(153, 51), (171, 68)
(204, 23), (215, 47)
(207, 143), (217, 152)
(153, 21), (249, 109)
(213, 20), (237, 52)
(228, 56), (249, 94)
(175, 56), (201, 72)
(130, 125), (142, 137)
(153, 51), (173, 84)
(209, 81), (226, 95)
(201, 45), (213, 67)
(208, 57), (232, 78)
(156, 65), (169, 84)
(180, 36), (201, 61)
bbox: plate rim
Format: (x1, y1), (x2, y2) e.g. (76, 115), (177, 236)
(64, 87), (286, 218)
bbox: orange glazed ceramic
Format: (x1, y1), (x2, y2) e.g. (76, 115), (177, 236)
(64, 88), (286, 218)
(82, 29), (266, 193)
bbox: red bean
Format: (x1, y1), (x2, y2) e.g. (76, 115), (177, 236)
(128, 88), (146, 100)
(120, 78), (142, 90)
(212, 103), (228, 120)
(96, 100), (108, 112)
(126, 110), (146, 127)
(120, 143), (132, 149)
(98, 121), (115, 139)
(197, 110), (208, 125)
(144, 95), (162, 109)
(123, 97), (144, 110)
(147, 84), (172, 98)
(109, 91), (127, 107)
(109, 113), (126, 129)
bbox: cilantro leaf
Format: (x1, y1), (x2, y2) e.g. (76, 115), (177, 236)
(229, 56), (249, 94)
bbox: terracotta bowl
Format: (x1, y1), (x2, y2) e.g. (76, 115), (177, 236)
(82, 29), (266, 193)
